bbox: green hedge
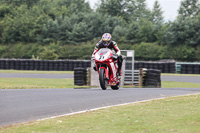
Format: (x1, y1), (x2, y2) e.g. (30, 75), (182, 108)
(0, 42), (199, 61)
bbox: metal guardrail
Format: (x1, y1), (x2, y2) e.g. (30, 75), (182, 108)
(124, 70), (139, 85)
(121, 50), (136, 85)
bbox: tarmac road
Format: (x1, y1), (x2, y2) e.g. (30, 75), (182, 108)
(161, 75), (200, 84)
(0, 73), (200, 127)
(0, 88), (200, 127)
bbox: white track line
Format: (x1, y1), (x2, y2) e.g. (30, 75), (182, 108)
(37, 93), (200, 122)
(2, 93), (198, 128)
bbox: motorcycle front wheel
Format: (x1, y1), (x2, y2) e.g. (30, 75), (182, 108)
(111, 81), (120, 90)
(99, 68), (108, 90)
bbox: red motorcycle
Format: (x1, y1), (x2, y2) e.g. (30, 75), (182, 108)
(94, 48), (120, 90)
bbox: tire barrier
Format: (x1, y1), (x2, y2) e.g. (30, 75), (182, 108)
(181, 64), (200, 74)
(0, 59), (91, 71)
(139, 68), (161, 88)
(74, 68), (88, 86)
(129, 61), (176, 73)
(1, 59), (200, 74)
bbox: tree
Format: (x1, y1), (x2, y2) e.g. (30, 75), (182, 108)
(57, 0), (92, 15)
(151, 0), (164, 25)
(129, 0), (151, 22)
(0, 0), (40, 7)
(97, 0), (136, 21)
(112, 25), (128, 42)
(162, 14), (200, 47)
(97, 0), (126, 15)
(126, 18), (155, 43)
(178, 0), (200, 18)
(0, 4), (49, 43)
(0, 4), (13, 18)
(150, 0), (164, 43)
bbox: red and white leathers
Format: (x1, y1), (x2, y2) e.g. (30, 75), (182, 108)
(92, 40), (122, 76)
(92, 39), (121, 57)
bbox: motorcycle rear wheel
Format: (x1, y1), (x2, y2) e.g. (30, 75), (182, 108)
(99, 68), (108, 90)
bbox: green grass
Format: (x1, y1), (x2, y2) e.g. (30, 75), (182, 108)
(0, 70), (73, 74)
(1, 94), (200, 133)
(162, 73), (200, 77)
(162, 81), (200, 88)
(0, 78), (75, 89)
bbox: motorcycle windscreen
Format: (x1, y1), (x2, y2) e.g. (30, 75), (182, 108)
(97, 48), (110, 56)
(96, 48), (112, 61)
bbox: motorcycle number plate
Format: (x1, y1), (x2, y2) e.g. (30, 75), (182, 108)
(99, 55), (104, 60)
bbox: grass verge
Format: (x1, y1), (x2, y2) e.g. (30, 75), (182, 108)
(1, 94), (200, 133)
(0, 78), (74, 89)
(162, 81), (200, 88)
(1, 78), (200, 89)
(161, 73), (200, 77)
(0, 70), (73, 74)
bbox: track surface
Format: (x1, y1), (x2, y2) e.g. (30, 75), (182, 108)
(1, 88), (200, 127)
(161, 75), (200, 83)
(1, 73), (200, 127)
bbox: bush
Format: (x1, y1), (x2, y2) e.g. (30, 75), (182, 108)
(39, 48), (58, 60)
(59, 42), (94, 59)
(134, 42), (163, 60)
(0, 43), (42, 58)
(195, 45), (200, 61)
(162, 45), (196, 61)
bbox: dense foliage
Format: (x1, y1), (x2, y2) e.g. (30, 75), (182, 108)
(0, 0), (200, 61)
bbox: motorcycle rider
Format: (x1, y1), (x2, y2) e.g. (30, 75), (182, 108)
(92, 33), (123, 76)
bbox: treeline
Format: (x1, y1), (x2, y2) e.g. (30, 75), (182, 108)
(0, 0), (200, 61)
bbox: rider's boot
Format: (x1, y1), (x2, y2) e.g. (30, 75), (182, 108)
(93, 64), (97, 71)
(117, 69), (122, 77)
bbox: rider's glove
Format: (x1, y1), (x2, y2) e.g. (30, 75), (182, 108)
(91, 54), (95, 60)
(116, 51), (121, 56)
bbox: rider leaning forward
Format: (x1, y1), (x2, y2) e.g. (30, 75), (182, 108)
(92, 33), (123, 76)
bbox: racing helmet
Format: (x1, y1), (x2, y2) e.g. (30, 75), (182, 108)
(102, 33), (112, 46)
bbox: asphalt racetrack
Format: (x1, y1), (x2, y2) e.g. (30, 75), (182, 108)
(1, 88), (200, 127)
(161, 75), (200, 84)
(0, 73), (200, 127)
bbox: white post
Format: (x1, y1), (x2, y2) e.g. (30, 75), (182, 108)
(90, 61), (100, 87)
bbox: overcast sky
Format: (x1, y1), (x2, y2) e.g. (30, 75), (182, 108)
(86, 0), (183, 21)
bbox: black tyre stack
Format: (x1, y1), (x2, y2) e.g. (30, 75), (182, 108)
(133, 61), (176, 73)
(181, 64), (200, 74)
(143, 69), (161, 88)
(74, 68), (88, 86)
(193, 64), (200, 74)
